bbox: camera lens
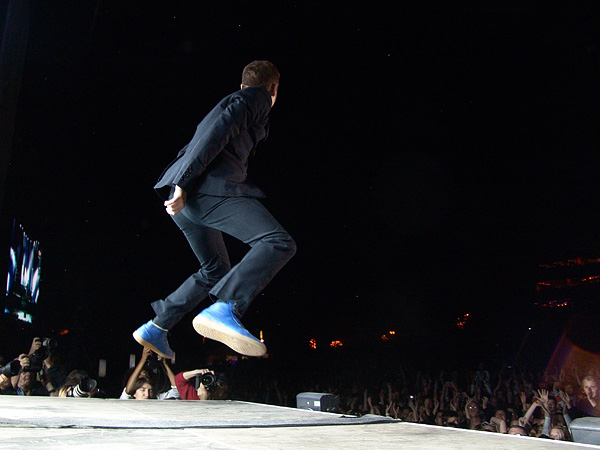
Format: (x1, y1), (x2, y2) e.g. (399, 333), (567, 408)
(42, 338), (58, 349)
(201, 373), (216, 387)
(0, 359), (22, 377)
(68, 377), (97, 397)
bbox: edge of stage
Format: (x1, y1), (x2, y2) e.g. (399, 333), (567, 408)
(0, 396), (597, 449)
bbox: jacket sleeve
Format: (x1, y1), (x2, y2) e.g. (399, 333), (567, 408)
(174, 97), (252, 190)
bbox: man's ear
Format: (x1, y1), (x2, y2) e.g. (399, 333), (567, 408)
(269, 83), (279, 97)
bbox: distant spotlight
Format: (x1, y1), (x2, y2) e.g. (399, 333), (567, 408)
(389, 330), (396, 335)
(330, 340), (343, 348)
(309, 339), (317, 350)
(456, 313), (471, 329)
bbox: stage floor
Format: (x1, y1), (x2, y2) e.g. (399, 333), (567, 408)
(0, 396), (596, 449)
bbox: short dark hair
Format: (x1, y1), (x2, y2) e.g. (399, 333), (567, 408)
(241, 60), (280, 89)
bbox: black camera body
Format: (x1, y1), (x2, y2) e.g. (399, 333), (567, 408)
(27, 346), (49, 372)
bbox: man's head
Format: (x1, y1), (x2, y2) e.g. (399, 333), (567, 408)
(442, 411), (460, 427)
(582, 375), (600, 401)
(494, 409), (507, 422)
(508, 425), (528, 436)
(241, 60), (280, 106)
(467, 401), (482, 419)
(18, 369), (35, 392)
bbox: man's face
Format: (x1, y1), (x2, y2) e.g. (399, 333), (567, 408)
(583, 380), (599, 400)
(494, 409), (507, 422)
(270, 83), (279, 107)
(467, 402), (481, 417)
(18, 371), (34, 390)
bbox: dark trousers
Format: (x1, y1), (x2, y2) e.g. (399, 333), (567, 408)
(152, 194), (296, 330)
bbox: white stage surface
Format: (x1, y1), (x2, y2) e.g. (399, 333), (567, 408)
(0, 396), (597, 449)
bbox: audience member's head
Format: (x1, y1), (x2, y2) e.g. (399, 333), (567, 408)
(508, 425), (528, 436)
(581, 375), (599, 402)
(57, 370), (97, 397)
(132, 377), (156, 400)
(549, 425), (571, 441)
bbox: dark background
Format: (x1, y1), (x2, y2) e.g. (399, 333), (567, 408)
(1, 1), (599, 393)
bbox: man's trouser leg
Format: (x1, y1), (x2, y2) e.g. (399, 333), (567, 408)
(187, 194), (296, 317)
(151, 210), (231, 330)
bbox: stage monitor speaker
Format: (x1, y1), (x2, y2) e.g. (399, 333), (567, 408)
(571, 417), (600, 445)
(296, 392), (339, 413)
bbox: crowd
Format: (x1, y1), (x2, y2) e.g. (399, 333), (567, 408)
(2, 336), (599, 443)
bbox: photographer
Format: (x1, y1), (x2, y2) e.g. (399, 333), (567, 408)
(175, 368), (227, 400)
(0, 356), (22, 394)
(121, 347), (179, 400)
(3, 353), (46, 396)
(57, 370), (99, 397)
(22, 336), (65, 394)
(14, 353), (48, 396)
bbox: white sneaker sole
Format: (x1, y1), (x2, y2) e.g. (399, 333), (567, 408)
(132, 331), (174, 359)
(192, 315), (267, 357)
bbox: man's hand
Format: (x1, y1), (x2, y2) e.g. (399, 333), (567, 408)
(164, 186), (187, 216)
(18, 354), (30, 368)
(141, 346), (153, 361)
(28, 337), (42, 355)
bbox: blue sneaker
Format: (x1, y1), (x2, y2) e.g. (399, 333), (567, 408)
(192, 301), (267, 357)
(133, 320), (175, 358)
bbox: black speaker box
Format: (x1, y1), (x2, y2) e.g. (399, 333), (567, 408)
(571, 417), (600, 445)
(296, 392), (339, 413)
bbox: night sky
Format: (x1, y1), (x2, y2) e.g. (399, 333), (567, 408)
(2, 2), (599, 374)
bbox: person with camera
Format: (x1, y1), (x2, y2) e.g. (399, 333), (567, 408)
(20, 336), (65, 394)
(0, 353), (34, 394)
(120, 347), (180, 400)
(175, 368), (227, 400)
(0, 354), (23, 394)
(57, 370), (99, 397)
(14, 352), (49, 396)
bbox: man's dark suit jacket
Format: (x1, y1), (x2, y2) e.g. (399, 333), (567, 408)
(154, 86), (272, 200)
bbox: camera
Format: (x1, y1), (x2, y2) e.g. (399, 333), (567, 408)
(27, 346), (49, 372)
(0, 359), (21, 377)
(42, 337), (58, 350)
(67, 377), (97, 397)
(194, 372), (225, 392)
